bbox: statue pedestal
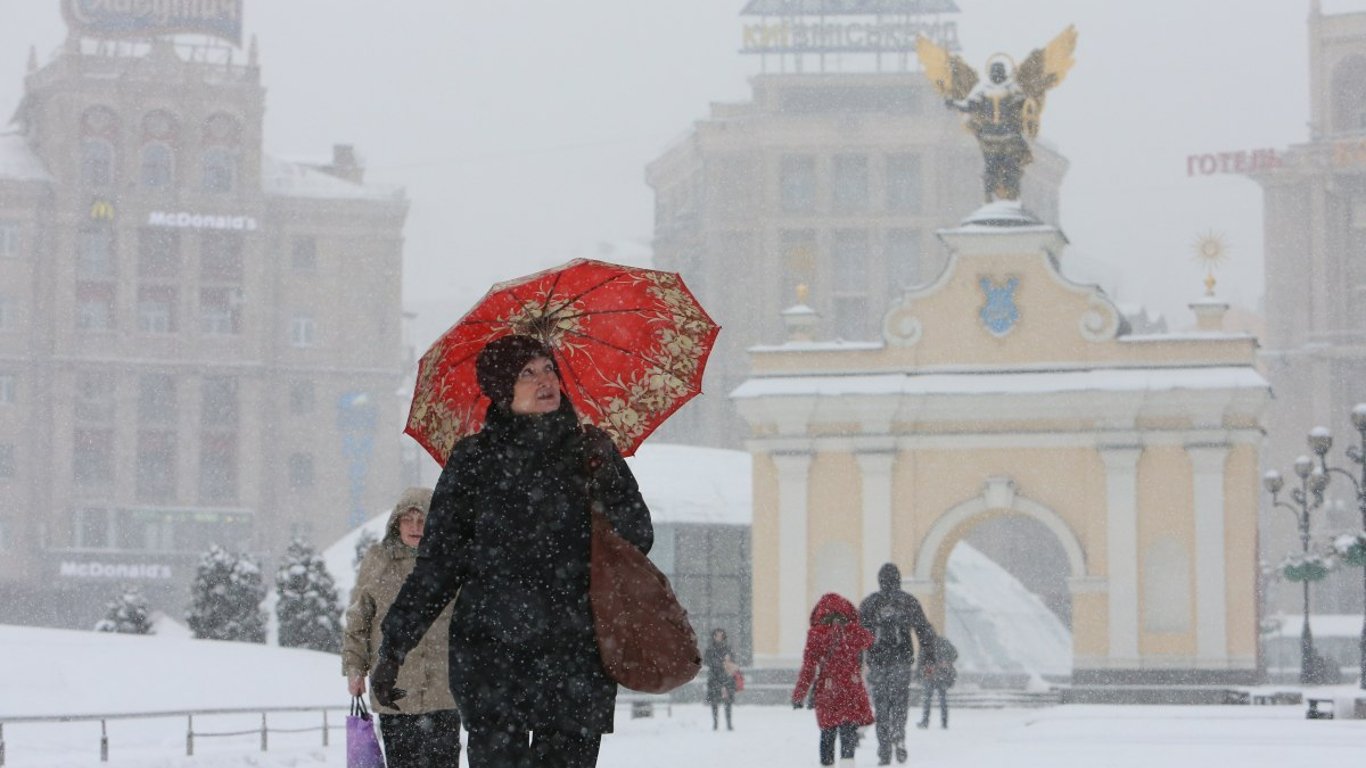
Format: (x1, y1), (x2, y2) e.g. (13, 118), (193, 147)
(960, 200), (1045, 228)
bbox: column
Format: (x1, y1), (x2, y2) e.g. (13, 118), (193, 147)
(773, 451), (812, 662)
(1188, 444), (1230, 664)
(1100, 445), (1142, 664)
(856, 451), (895, 596)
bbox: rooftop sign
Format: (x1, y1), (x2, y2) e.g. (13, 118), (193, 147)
(62, 0), (244, 47)
(741, 0), (960, 56)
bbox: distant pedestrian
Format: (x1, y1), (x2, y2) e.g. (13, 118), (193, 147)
(704, 628), (739, 731)
(859, 562), (937, 765)
(792, 593), (876, 768)
(917, 635), (958, 730)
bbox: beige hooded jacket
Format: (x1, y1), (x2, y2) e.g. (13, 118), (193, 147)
(342, 487), (456, 715)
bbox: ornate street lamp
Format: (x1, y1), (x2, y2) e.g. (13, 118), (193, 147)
(1264, 455), (1330, 684)
(1306, 403), (1366, 690)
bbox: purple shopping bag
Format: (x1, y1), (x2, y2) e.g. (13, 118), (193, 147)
(347, 697), (386, 768)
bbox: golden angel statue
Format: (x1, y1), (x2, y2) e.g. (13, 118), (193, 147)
(917, 26), (1077, 203)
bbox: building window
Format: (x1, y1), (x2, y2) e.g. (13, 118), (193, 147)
(0, 222), (20, 258)
(886, 154), (922, 212)
(73, 429), (114, 487)
(140, 142), (175, 190)
(832, 154), (869, 211)
(291, 236), (317, 270)
(201, 376), (239, 427)
(76, 227), (116, 279)
(885, 228), (922, 292)
(0, 444), (14, 480)
(138, 374), (176, 425)
(202, 148), (237, 194)
(75, 372), (115, 423)
(136, 431), (177, 502)
(200, 232), (243, 283)
(0, 374), (13, 404)
(75, 283), (116, 331)
(199, 432), (238, 503)
(780, 230), (817, 307)
(289, 381), (315, 414)
(288, 453), (315, 490)
(832, 230), (870, 340)
(72, 507), (112, 550)
(780, 155), (817, 212)
(80, 139), (115, 188)
(137, 286), (177, 334)
(199, 288), (242, 335)
(290, 313), (315, 348)
(138, 229), (180, 279)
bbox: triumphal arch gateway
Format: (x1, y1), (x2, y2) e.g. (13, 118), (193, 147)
(733, 207), (1271, 684)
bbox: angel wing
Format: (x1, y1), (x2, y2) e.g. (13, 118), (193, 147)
(916, 35), (977, 102)
(1015, 25), (1077, 136)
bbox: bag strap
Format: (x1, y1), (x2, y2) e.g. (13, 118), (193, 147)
(351, 696), (370, 720)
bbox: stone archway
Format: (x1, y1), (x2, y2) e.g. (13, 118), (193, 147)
(912, 476), (1087, 586)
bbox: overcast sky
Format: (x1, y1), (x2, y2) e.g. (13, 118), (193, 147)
(2, 0), (1360, 347)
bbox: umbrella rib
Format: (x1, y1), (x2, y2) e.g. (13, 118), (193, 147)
(553, 307), (660, 322)
(559, 327), (642, 358)
(555, 271), (632, 311)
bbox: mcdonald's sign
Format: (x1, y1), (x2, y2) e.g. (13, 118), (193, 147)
(89, 199), (116, 221)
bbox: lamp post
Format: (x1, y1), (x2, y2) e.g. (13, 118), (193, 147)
(1305, 403), (1366, 690)
(1264, 455), (1329, 684)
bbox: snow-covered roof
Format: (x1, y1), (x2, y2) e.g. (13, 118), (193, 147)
(732, 365), (1269, 399)
(625, 443), (751, 527)
(0, 131), (52, 182)
(260, 155), (402, 202)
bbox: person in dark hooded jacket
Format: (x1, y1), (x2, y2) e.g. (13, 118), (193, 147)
(859, 563), (937, 766)
(372, 334), (652, 768)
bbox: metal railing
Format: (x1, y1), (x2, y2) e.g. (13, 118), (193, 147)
(0, 705), (347, 765)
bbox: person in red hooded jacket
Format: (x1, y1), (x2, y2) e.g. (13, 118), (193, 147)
(791, 593), (876, 767)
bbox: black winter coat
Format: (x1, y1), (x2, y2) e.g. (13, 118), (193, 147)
(379, 399), (652, 735)
(859, 565), (936, 670)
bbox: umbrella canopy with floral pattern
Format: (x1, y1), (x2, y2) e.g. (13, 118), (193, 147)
(406, 259), (720, 463)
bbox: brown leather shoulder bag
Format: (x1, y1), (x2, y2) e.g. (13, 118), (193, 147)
(588, 500), (702, 693)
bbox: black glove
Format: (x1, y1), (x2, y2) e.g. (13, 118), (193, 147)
(370, 656), (407, 710)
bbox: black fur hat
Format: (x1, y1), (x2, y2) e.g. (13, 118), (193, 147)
(475, 334), (559, 408)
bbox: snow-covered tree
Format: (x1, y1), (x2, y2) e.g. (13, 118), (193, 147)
(94, 584), (152, 635)
(186, 544), (267, 643)
(275, 538), (343, 652)
(353, 527), (379, 571)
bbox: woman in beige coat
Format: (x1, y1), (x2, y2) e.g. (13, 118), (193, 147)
(343, 487), (459, 767)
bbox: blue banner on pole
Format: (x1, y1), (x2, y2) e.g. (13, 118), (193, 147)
(337, 392), (377, 529)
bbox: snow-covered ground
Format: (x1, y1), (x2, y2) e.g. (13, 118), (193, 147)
(5, 623), (1365, 768)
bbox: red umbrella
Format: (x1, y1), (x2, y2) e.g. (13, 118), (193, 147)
(405, 259), (720, 463)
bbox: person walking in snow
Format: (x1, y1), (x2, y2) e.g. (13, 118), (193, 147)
(917, 635), (958, 730)
(342, 487), (460, 768)
(704, 627), (740, 731)
(859, 562), (937, 765)
(792, 593), (876, 768)
(373, 334), (654, 768)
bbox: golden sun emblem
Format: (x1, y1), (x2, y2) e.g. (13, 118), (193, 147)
(1191, 231), (1229, 297)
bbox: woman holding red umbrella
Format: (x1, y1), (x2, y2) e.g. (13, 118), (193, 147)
(372, 334), (653, 768)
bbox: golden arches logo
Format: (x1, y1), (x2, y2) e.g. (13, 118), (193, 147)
(90, 200), (115, 221)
